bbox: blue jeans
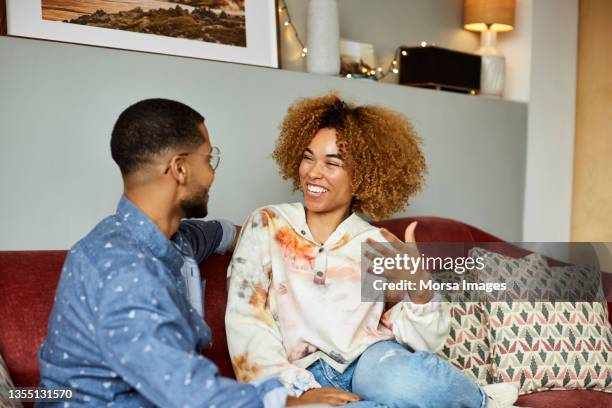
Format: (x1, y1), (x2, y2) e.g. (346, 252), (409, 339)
(307, 341), (486, 408)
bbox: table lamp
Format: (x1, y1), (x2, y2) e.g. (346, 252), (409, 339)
(464, 0), (516, 97)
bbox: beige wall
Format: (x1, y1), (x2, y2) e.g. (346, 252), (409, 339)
(571, 0), (612, 241)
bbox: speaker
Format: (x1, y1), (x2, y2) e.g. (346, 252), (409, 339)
(399, 46), (481, 94)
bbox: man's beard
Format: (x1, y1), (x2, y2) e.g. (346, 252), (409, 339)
(180, 187), (209, 219)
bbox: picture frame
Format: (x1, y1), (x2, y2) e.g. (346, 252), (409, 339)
(1, 1), (7, 35)
(3, 0), (279, 68)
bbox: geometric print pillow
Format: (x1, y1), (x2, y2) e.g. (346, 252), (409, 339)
(0, 353), (22, 408)
(435, 249), (548, 386)
(435, 302), (493, 385)
(468, 247), (549, 302)
(486, 301), (612, 394)
(471, 247), (604, 303)
(545, 262), (606, 302)
(469, 248), (612, 394)
(468, 247), (612, 393)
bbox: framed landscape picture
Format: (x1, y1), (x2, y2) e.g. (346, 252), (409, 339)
(4, 0), (279, 67)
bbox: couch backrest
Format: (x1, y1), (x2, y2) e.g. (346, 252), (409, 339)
(1, 216), (610, 389)
(0, 251), (65, 388)
(373, 216), (502, 243)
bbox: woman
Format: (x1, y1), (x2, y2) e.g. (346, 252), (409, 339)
(225, 95), (519, 408)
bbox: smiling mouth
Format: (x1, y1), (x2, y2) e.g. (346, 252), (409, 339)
(306, 183), (329, 196)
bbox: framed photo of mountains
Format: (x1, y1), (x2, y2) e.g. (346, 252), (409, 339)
(4, 0), (279, 67)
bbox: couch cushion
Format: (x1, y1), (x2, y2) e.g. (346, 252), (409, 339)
(199, 254), (235, 378)
(0, 251), (66, 388)
(516, 389), (612, 407)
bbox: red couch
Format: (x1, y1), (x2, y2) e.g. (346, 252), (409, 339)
(1, 216), (610, 407)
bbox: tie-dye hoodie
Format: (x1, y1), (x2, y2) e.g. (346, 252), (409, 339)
(225, 203), (450, 396)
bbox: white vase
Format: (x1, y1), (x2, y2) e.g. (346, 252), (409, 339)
(477, 31), (505, 98)
(306, 0), (340, 75)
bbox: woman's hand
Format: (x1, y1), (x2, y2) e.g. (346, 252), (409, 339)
(286, 387), (362, 406)
(365, 222), (433, 305)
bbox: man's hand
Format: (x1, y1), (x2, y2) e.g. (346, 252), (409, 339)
(365, 222), (433, 305)
(286, 387), (361, 406)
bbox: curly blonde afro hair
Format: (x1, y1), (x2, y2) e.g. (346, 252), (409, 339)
(272, 93), (427, 220)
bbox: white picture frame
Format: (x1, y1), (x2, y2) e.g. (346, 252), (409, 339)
(5, 0), (279, 68)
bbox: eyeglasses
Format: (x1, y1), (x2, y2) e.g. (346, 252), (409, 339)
(164, 146), (221, 174)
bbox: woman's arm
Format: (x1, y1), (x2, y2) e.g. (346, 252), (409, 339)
(368, 224), (451, 352)
(384, 297), (450, 353)
(225, 210), (321, 397)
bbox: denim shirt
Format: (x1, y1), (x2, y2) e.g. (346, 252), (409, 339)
(38, 196), (284, 407)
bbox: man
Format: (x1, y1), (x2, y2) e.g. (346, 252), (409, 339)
(38, 99), (286, 407)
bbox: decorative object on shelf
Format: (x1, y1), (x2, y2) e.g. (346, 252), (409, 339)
(306, 0), (340, 75)
(464, 0), (516, 98)
(340, 39), (378, 79)
(341, 49), (402, 81)
(282, 2), (483, 92)
(277, 0), (400, 81)
(399, 46), (481, 94)
(5, 0), (279, 67)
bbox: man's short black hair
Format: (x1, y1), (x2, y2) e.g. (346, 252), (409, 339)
(111, 98), (205, 175)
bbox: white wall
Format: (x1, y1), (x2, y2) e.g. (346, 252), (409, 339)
(0, 36), (527, 250)
(522, 0), (578, 242)
(495, 0), (579, 241)
(498, 0), (533, 103)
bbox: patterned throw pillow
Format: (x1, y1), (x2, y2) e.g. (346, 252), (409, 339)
(435, 302), (493, 385)
(469, 247), (612, 394)
(0, 354), (22, 408)
(487, 302), (612, 393)
(434, 250), (546, 385)
(469, 247), (548, 302)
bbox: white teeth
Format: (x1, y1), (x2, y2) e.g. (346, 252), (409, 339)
(307, 184), (328, 193)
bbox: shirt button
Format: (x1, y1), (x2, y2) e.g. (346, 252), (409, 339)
(319, 247), (324, 253)
(301, 230), (306, 235)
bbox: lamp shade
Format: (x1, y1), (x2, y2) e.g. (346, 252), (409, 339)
(464, 0), (516, 32)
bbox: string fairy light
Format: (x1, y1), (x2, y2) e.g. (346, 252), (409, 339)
(277, 0), (307, 57)
(277, 0), (414, 80)
(379, 48), (400, 79)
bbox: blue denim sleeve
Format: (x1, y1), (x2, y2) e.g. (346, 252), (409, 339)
(96, 260), (266, 408)
(178, 220), (223, 263)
